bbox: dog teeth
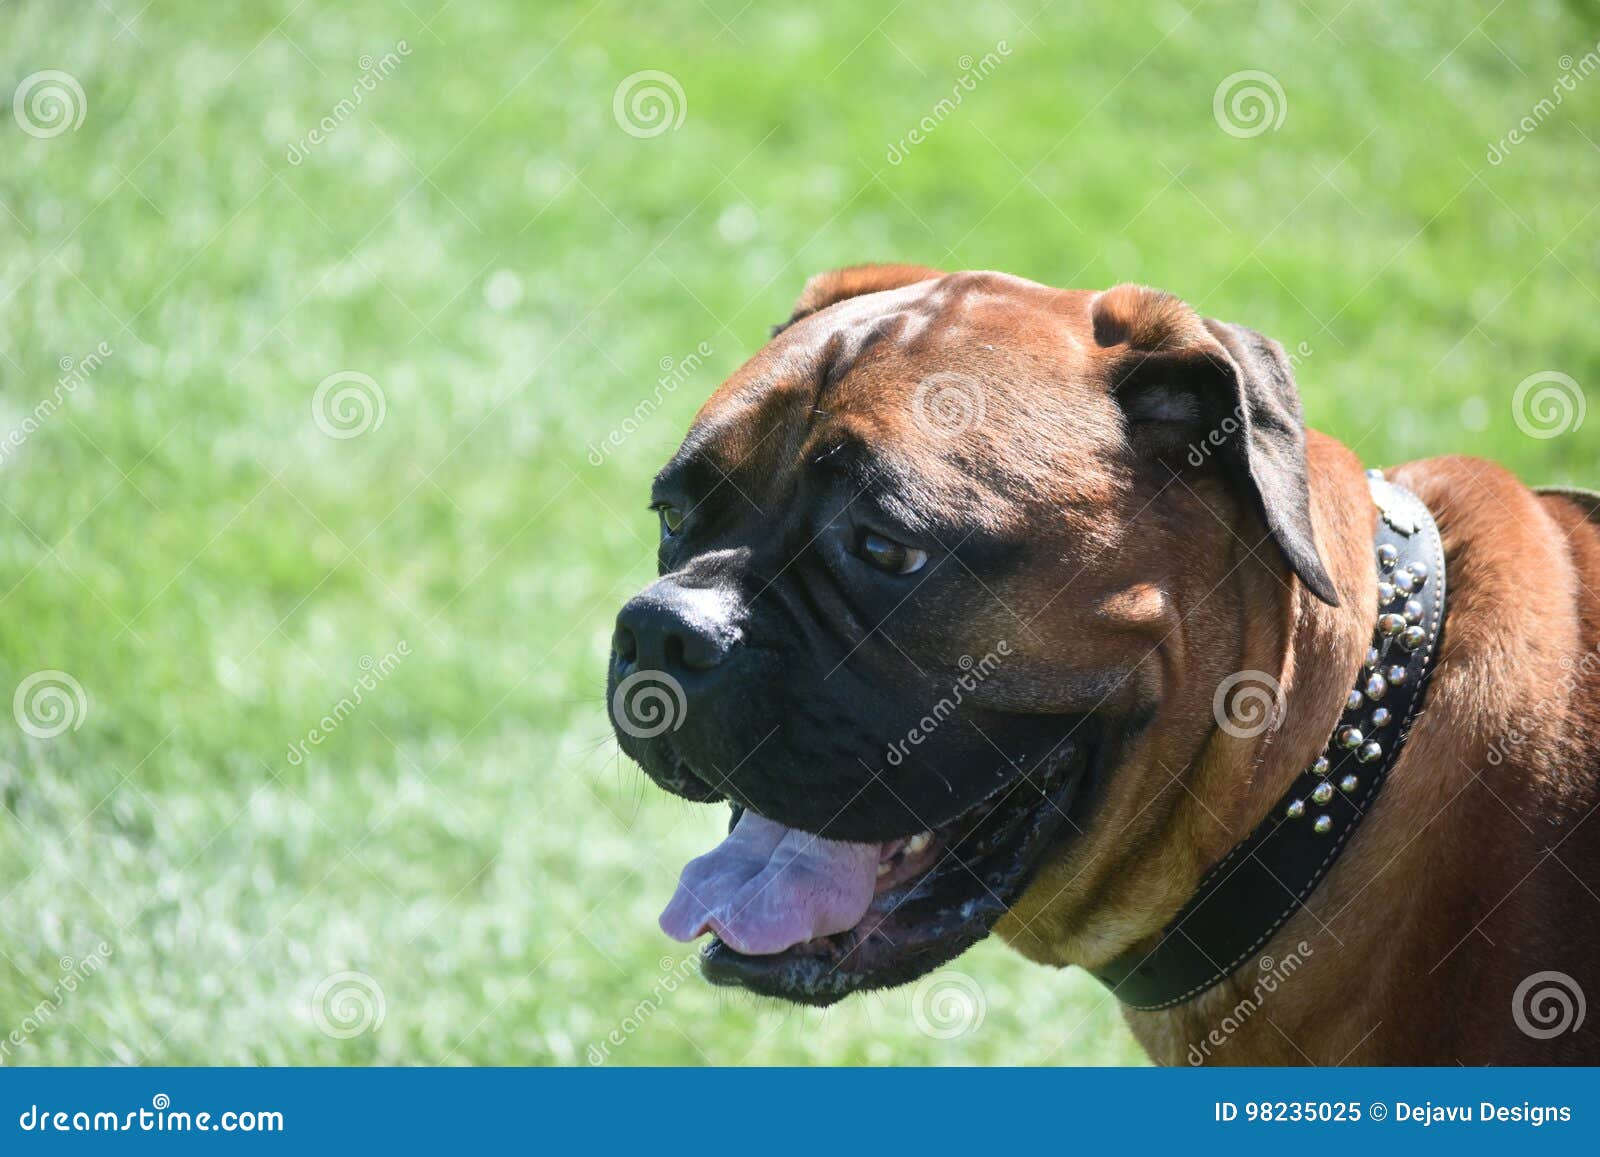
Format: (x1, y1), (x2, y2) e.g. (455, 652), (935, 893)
(877, 861), (892, 878)
(904, 832), (932, 856)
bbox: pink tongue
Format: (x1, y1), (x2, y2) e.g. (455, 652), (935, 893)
(660, 811), (880, 955)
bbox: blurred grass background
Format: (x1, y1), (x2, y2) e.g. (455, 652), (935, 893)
(0, 0), (1597, 1064)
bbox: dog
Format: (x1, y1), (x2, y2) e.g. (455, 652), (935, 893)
(606, 264), (1600, 1065)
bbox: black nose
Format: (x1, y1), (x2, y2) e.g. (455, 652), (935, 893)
(613, 581), (740, 675)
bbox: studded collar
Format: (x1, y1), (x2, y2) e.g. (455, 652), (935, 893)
(1092, 472), (1447, 1011)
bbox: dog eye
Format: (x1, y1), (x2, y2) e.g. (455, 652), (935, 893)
(654, 505), (685, 536)
(856, 530), (928, 575)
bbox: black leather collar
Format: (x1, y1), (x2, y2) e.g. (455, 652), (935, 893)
(1092, 473), (1447, 1010)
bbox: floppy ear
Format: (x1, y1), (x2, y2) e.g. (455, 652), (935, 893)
(776, 264), (944, 333)
(1093, 284), (1339, 607)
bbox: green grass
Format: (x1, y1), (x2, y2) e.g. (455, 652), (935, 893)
(0, 0), (1596, 1065)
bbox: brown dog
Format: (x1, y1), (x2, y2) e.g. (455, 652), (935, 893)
(608, 264), (1600, 1065)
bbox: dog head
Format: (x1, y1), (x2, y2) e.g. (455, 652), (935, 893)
(607, 266), (1341, 1003)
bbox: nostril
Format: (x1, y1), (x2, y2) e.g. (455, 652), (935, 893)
(677, 627), (732, 672)
(615, 584), (739, 676)
(613, 621), (638, 664)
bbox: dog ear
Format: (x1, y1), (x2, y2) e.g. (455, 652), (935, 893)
(776, 264), (944, 334)
(1093, 284), (1339, 607)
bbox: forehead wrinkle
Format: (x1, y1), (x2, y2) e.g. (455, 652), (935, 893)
(674, 279), (961, 487)
(664, 274), (1121, 534)
(801, 421), (1019, 538)
(670, 343), (823, 495)
(676, 309), (922, 502)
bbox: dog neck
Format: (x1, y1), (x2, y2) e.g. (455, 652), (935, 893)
(995, 432), (1381, 968)
(1229, 429), (1380, 853)
(1094, 433), (1450, 1015)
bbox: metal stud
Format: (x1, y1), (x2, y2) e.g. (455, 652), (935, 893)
(1310, 756), (1330, 777)
(1386, 665), (1408, 686)
(1312, 782), (1335, 805)
(1378, 613), (1407, 637)
(1286, 799), (1306, 820)
(1357, 741), (1382, 764)
(1403, 598), (1424, 624)
(1399, 625), (1427, 651)
(1346, 689), (1365, 712)
(1313, 815), (1333, 835)
(1340, 774), (1360, 794)
(1393, 570), (1416, 595)
(1370, 706), (1392, 729)
(1377, 544), (1399, 571)
(1365, 647), (1381, 668)
(1408, 561), (1429, 582)
(1377, 581), (1397, 605)
(1338, 726), (1364, 749)
(1364, 672), (1388, 700)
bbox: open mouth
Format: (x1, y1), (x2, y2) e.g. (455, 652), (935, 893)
(659, 739), (1093, 1005)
